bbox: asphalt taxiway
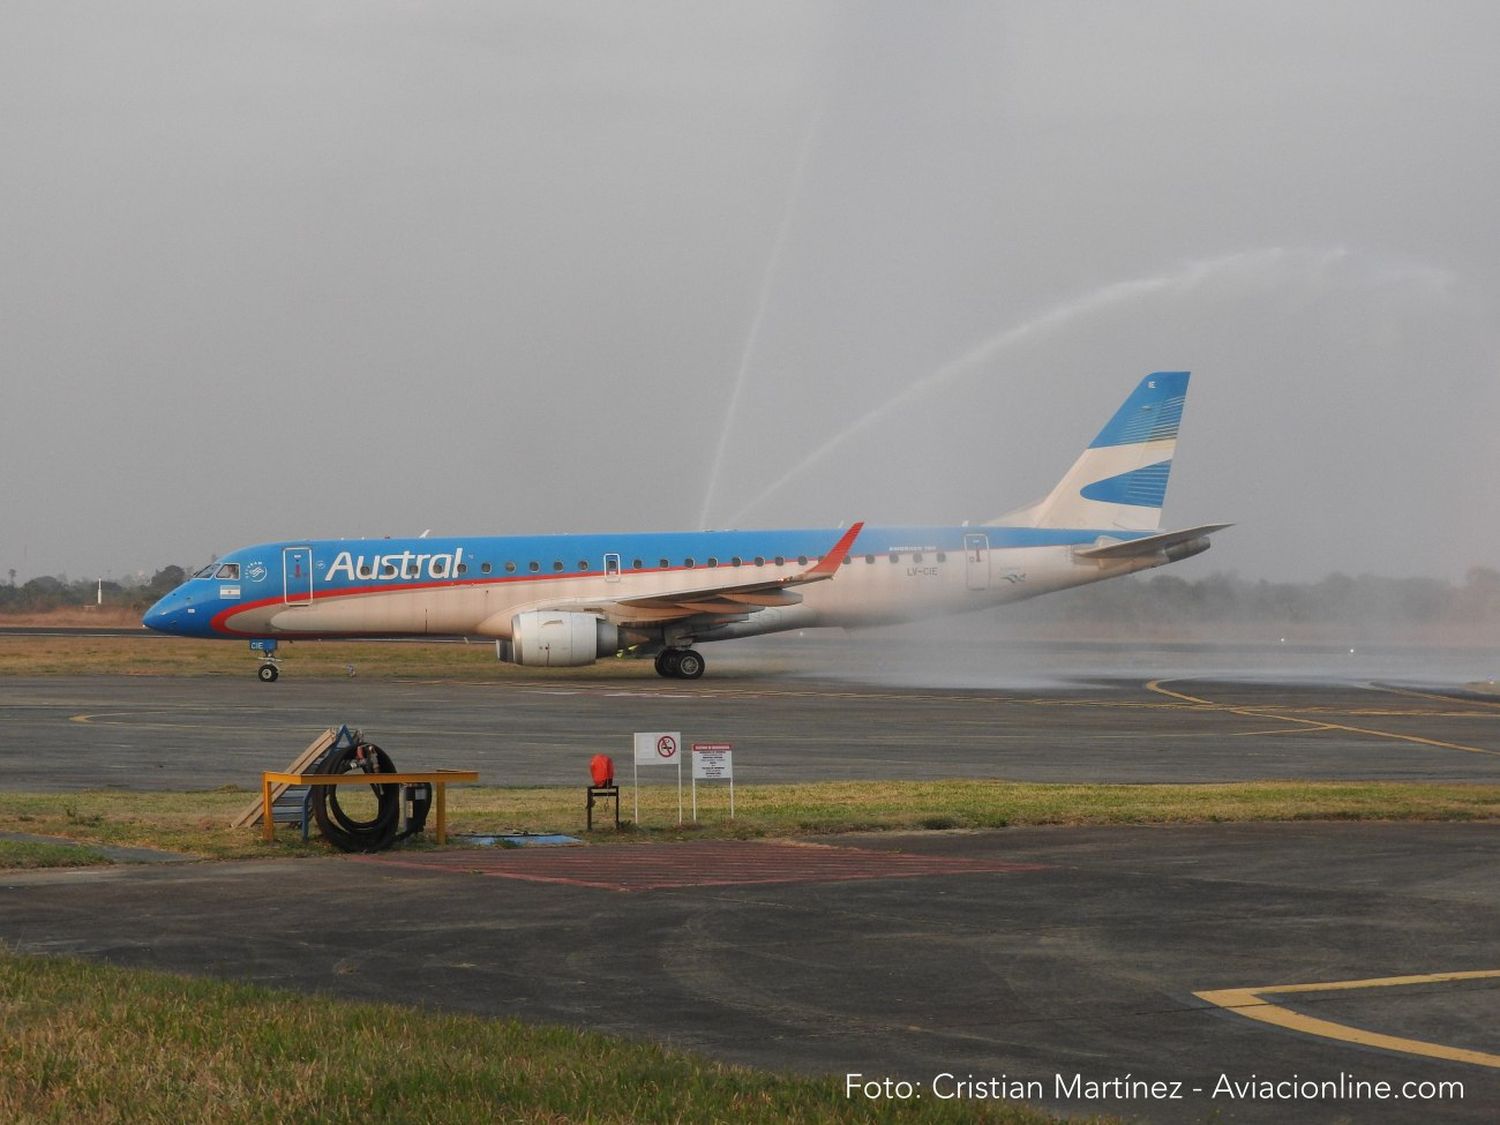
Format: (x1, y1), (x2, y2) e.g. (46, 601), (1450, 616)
(3, 663), (1500, 790)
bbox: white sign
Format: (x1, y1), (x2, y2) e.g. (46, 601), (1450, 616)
(634, 731), (680, 765)
(632, 731), (684, 826)
(692, 749), (733, 780)
(690, 742), (736, 820)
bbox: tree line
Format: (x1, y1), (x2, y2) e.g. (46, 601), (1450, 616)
(0, 566), (187, 614)
(1006, 567), (1500, 626)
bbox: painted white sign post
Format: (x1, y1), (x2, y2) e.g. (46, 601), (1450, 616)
(691, 742), (734, 820)
(633, 730), (682, 825)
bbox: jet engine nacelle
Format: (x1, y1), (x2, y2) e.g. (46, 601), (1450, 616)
(503, 611), (619, 667)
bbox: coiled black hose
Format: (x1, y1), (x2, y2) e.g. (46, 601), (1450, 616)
(310, 741), (402, 852)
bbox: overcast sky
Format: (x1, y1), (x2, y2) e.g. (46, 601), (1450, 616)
(3, 2), (1496, 584)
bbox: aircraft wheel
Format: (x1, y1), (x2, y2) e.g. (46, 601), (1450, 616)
(654, 650), (672, 677)
(656, 650), (681, 678)
(675, 650), (705, 680)
(258, 664), (279, 683)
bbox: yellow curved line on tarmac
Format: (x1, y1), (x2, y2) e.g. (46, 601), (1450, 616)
(1227, 725), (1337, 737)
(1374, 683), (1500, 712)
(1196, 970), (1500, 1069)
(1146, 680), (1500, 758)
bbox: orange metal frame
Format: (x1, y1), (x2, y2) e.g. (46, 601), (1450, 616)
(260, 770), (480, 844)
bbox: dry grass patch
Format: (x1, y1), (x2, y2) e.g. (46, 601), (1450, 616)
(0, 840), (113, 869)
(3, 780), (1495, 866)
(0, 633), (659, 680)
(447, 779), (1500, 838)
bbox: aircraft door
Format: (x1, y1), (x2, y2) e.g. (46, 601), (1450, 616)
(604, 553), (621, 583)
(283, 547), (313, 605)
(963, 533), (990, 591)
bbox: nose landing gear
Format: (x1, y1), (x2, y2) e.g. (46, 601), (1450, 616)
(654, 647), (705, 679)
(251, 638), (280, 682)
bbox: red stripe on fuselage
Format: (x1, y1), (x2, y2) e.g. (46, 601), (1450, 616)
(209, 564), (709, 637)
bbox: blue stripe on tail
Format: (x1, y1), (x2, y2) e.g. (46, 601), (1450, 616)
(1079, 460), (1173, 507)
(1088, 371), (1189, 449)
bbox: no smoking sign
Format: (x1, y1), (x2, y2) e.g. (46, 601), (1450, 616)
(634, 730), (682, 766)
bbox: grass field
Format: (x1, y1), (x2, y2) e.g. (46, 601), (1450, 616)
(0, 631), (637, 680)
(4, 779), (1497, 868)
(0, 839), (113, 869)
(0, 952), (1073, 1124)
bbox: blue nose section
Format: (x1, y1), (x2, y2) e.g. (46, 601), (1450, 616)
(142, 597), (173, 632)
(143, 592), (199, 634)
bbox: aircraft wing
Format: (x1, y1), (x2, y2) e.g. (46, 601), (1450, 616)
(1072, 523), (1232, 561)
(510, 522), (864, 627)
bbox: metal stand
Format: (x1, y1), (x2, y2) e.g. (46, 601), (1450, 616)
(586, 785), (620, 831)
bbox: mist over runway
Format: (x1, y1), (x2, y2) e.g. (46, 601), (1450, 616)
(5, 640), (1499, 792)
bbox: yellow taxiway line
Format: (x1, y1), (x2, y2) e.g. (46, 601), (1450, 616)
(1146, 680), (1500, 758)
(1196, 970), (1500, 1069)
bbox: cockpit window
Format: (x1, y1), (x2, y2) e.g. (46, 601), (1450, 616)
(193, 563), (218, 579)
(215, 564), (240, 580)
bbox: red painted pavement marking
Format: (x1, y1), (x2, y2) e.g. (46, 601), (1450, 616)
(354, 840), (1049, 892)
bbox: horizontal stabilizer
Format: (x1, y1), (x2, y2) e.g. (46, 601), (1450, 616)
(1073, 523), (1232, 560)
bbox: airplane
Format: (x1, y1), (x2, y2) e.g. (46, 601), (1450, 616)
(143, 371), (1227, 680)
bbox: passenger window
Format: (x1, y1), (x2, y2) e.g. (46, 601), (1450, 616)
(707, 557), (718, 568)
(754, 556), (765, 566)
(659, 558), (670, 569)
(797, 556), (808, 566)
(457, 563), (468, 576)
(913, 553), (923, 564)
(633, 559), (644, 569)
(684, 557), (695, 568)
(529, 561), (540, 573)
(577, 560), (589, 571)
(480, 562), (492, 575)
(358, 564), (374, 579)
(731, 556), (742, 567)
(552, 561), (564, 572)
(889, 553), (900, 563)
(936, 552), (947, 563)
(774, 556), (785, 567)
(865, 555), (875, 564)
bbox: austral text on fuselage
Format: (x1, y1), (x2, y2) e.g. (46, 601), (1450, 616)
(324, 548), (465, 583)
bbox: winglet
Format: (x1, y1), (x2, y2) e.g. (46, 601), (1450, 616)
(801, 521), (865, 580)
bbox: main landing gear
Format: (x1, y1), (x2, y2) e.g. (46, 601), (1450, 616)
(654, 648), (705, 680)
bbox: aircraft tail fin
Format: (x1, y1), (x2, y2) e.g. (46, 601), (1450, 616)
(991, 371), (1190, 532)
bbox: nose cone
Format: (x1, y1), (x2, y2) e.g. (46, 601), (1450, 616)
(142, 594), (174, 633)
(143, 590), (196, 635)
